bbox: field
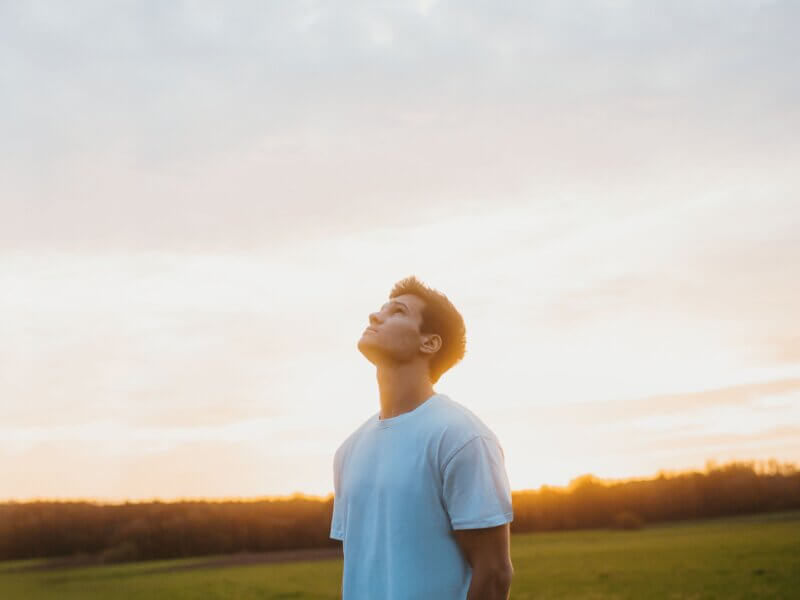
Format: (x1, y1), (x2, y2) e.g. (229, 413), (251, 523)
(1, 511), (798, 599)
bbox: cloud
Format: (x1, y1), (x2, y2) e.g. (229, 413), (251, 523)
(0, 438), (332, 500)
(1, 1), (799, 498)
(1, 1), (798, 251)
(553, 377), (800, 423)
(500, 378), (800, 488)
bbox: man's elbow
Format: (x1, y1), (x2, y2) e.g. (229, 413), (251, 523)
(495, 562), (514, 597)
(489, 559), (514, 583)
(497, 564), (514, 590)
(473, 563), (514, 598)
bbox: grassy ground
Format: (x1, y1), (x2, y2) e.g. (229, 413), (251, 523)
(1, 511), (798, 599)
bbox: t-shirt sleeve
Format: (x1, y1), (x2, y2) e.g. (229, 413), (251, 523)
(442, 435), (514, 530)
(330, 448), (345, 541)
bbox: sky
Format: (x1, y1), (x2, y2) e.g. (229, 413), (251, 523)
(1, 0), (799, 501)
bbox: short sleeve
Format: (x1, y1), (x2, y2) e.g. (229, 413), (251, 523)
(330, 448), (345, 540)
(442, 435), (514, 530)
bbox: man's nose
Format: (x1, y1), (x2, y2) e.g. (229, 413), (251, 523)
(369, 312), (381, 326)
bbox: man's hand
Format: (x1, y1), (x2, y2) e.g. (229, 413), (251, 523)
(453, 523), (513, 600)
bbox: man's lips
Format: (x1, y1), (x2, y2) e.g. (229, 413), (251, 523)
(364, 327), (378, 334)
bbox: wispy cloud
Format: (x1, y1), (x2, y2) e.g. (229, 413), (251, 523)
(1, 1), (798, 498)
(2, 1), (798, 251)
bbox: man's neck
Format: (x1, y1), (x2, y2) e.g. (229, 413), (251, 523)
(376, 362), (435, 420)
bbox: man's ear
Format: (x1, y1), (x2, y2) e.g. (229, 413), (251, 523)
(421, 333), (442, 355)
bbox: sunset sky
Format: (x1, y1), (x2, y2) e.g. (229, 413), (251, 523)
(2, 1), (799, 501)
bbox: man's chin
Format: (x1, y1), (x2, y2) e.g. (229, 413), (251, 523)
(357, 338), (382, 362)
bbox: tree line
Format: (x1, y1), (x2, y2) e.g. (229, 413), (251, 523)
(1, 460), (797, 563)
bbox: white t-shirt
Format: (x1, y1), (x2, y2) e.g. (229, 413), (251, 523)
(330, 393), (514, 599)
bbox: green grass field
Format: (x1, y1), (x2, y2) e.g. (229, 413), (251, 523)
(1, 511), (798, 599)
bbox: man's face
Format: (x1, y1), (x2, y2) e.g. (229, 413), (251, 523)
(357, 293), (428, 365)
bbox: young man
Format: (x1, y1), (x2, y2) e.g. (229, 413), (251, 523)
(330, 276), (514, 599)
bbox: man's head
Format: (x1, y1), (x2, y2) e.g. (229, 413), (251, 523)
(357, 276), (467, 384)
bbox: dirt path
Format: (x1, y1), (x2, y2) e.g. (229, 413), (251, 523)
(12, 547), (344, 574)
(145, 548), (344, 574)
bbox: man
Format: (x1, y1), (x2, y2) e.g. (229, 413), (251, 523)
(330, 276), (514, 599)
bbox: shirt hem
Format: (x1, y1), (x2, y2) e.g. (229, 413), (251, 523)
(451, 511), (514, 530)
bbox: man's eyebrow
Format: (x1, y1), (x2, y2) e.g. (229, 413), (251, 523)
(382, 300), (409, 311)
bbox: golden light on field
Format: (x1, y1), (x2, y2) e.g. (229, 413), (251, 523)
(1, 2), (799, 501)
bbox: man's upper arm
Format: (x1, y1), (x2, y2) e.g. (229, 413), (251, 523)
(441, 435), (514, 529)
(453, 522), (513, 574)
(442, 434), (514, 574)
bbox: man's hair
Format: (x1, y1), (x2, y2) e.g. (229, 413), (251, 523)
(389, 276), (467, 384)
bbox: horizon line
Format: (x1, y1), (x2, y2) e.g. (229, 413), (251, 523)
(3, 458), (795, 505)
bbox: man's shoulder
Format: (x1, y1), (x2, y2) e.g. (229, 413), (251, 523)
(430, 395), (501, 451)
(334, 411), (377, 463)
(434, 395), (496, 432)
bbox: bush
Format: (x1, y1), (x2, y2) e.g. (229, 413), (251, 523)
(612, 511), (644, 530)
(100, 541), (139, 563)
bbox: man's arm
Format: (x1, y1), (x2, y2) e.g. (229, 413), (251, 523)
(453, 522), (513, 600)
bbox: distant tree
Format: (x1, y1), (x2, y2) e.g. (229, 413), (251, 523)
(1, 460), (797, 563)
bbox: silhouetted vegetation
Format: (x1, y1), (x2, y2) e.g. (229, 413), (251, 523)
(1, 461), (797, 563)
(510, 460), (799, 533)
(0, 495), (333, 563)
